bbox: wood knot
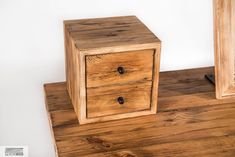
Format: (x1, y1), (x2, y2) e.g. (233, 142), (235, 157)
(86, 136), (113, 150)
(86, 55), (104, 63)
(119, 151), (136, 157)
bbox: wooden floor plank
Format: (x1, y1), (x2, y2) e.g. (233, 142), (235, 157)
(44, 67), (235, 157)
(85, 136), (235, 157)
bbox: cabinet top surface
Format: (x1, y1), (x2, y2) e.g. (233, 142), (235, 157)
(64, 16), (160, 51)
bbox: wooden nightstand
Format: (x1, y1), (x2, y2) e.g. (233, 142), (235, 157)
(64, 16), (161, 124)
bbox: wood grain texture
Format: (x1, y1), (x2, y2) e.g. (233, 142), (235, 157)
(64, 16), (160, 51)
(87, 81), (152, 118)
(64, 16), (161, 124)
(86, 49), (154, 88)
(44, 67), (235, 157)
(214, 0), (235, 98)
(64, 24), (81, 119)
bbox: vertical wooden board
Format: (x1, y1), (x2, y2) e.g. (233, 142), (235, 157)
(214, 0), (235, 98)
(233, 0), (235, 86)
(151, 47), (161, 113)
(64, 23), (81, 120)
(79, 53), (87, 123)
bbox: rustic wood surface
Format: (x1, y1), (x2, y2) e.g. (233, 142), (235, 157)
(64, 22), (80, 116)
(44, 67), (235, 157)
(64, 16), (160, 51)
(86, 49), (154, 88)
(87, 81), (152, 118)
(214, 0), (235, 98)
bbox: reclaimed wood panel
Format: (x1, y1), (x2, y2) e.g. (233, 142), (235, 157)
(86, 49), (154, 88)
(87, 81), (152, 118)
(64, 16), (160, 50)
(44, 67), (235, 157)
(64, 24), (80, 117)
(214, 0), (235, 98)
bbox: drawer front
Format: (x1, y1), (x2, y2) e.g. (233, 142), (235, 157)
(86, 49), (154, 88)
(87, 81), (152, 118)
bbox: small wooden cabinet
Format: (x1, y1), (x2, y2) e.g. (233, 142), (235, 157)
(64, 16), (161, 124)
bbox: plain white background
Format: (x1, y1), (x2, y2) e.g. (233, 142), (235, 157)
(0, 0), (214, 156)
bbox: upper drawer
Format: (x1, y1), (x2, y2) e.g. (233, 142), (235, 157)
(86, 49), (154, 88)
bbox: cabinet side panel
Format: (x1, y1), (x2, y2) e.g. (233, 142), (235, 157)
(64, 25), (72, 99)
(64, 24), (80, 118)
(71, 40), (80, 119)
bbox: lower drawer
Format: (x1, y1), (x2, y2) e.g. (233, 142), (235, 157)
(86, 81), (152, 118)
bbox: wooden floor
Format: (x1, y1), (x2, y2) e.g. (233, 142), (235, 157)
(44, 67), (235, 157)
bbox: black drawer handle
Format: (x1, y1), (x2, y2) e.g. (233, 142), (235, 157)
(117, 66), (125, 74)
(117, 97), (125, 105)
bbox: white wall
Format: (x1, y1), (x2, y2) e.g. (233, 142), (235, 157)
(0, 0), (214, 156)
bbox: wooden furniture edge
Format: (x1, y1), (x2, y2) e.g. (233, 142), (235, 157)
(77, 42), (161, 55)
(43, 84), (59, 157)
(213, 0), (223, 99)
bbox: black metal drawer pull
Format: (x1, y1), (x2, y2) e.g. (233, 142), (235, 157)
(117, 67), (125, 74)
(117, 97), (125, 105)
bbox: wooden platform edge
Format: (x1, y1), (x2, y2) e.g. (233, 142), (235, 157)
(43, 85), (59, 157)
